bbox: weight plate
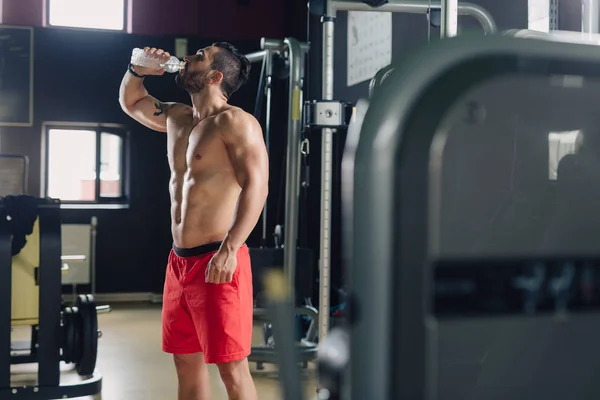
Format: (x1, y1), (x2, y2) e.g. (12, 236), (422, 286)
(75, 294), (98, 376)
(72, 306), (81, 365)
(62, 307), (75, 363)
(86, 295), (98, 373)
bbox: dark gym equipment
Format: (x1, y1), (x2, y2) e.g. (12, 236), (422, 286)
(314, 0), (498, 359)
(308, 0), (326, 16)
(266, 32), (600, 400)
(0, 196), (103, 398)
(368, 64), (395, 99)
(248, 247), (318, 369)
(250, 247), (315, 305)
(62, 294), (99, 376)
(13, 295), (100, 378)
(344, 34), (600, 399)
(245, 38), (320, 371)
(272, 52), (290, 80)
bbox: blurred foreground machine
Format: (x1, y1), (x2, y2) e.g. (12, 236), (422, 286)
(269, 32), (600, 399)
(1, 195), (106, 399)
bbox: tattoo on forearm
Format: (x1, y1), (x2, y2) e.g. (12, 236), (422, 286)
(153, 101), (166, 116)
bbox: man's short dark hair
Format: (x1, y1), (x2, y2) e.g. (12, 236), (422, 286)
(211, 42), (251, 98)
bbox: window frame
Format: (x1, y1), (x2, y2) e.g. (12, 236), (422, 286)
(41, 122), (130, 208)
(45, 0), (129, 32)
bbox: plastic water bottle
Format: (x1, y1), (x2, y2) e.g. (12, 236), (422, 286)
(130, 48), (185, 73)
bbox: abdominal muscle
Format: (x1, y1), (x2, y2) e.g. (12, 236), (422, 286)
(169, 173), (241, 249)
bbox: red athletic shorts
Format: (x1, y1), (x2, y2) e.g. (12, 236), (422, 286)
(161, 242), (253, 364)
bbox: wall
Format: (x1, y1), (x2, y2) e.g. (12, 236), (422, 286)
(1, 0), (285, 40)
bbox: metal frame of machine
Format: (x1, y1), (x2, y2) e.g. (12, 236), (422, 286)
(314, 0), (497, 343)
(245, 37), (311, 304)
(0, 197), (102, 398)
(241, 1), (498, 357)
(243, 38), (320, 368)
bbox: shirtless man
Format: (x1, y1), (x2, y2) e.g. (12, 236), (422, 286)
(119, 43), (268, 400)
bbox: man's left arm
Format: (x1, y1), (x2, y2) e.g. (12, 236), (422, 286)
(221, 112), (269, 253)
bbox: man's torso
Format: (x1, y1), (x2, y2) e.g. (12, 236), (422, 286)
(166, 106), (241, 248)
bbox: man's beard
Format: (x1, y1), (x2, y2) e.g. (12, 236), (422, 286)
(175, 70), (209, 94)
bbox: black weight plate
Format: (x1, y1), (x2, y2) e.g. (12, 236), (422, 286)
(72, 306), (81, 365)
(68, 307), (81, 364)
(76, 294), (98, 376)
(75, 295), (90, 375)
(61, 309), (69, 362)
(62, 307), (75, 363)
(86, 295), (98, 373)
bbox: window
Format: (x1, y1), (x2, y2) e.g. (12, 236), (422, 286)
(548, 130), (581, 180)
(47, 0), (127, 31)
(43, 124), (128, 206)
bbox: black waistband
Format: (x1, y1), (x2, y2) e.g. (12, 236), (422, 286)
(173, 241), (222, 258)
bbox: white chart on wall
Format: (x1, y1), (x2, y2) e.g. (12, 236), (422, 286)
(347, 11), (392, 87)
(528, 0), (550, 32)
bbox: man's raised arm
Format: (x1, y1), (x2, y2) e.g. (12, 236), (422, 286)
(118, 48), (178, 133)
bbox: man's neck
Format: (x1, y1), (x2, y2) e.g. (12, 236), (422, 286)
(190, 88), (228, 120)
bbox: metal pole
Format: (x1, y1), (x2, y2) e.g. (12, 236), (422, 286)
(262, 38), (285, 51)
(0, 200), (11, 389)
(90, 216), (97, 295)
(283, 37), (304, 303)
(441, 0), (458, 38)
(261, 51), (273, 244)
(582, 0), (599, 35)
(246, 49), (267, 64)
(264, 270), (304, 400)
(331, 0), (497, 34)
(319, 2), (336, 343)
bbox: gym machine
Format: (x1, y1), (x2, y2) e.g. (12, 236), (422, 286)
(266, 31), (600, 399)
(305, 0), (498, 347)
(342, 33), (600, 400)
(1, 195), (105, 398)
(243, 39), (321, 369)
(249, 0), (494, 397)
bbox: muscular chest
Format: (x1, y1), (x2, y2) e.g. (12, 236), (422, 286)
(167, 119), (226, 171)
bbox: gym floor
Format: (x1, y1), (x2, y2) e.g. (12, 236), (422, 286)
(10, 303), (317, 400)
